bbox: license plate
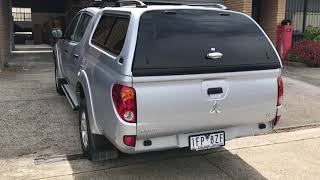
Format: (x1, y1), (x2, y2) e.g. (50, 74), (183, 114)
(189, 132), (225, 151)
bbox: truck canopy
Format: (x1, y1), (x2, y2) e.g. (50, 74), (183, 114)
(132, 9), (281, 76)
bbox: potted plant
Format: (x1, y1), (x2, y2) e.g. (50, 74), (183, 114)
(281, 19), (292, 26)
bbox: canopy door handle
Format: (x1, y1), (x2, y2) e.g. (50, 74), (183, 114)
(206, 52), (223, 60)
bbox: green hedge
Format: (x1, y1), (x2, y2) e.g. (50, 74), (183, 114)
(304, 26), (320, 41)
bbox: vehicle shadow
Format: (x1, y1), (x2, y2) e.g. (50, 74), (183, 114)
(68, 147), (268, 180)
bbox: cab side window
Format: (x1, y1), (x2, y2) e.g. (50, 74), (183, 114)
(74, 13), (92, 42)
(64, 14), (81, 41)
(91, 14), (130, 56)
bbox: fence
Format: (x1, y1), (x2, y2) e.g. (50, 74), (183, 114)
(286, 0), (320, 44)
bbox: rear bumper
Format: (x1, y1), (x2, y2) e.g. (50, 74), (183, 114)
(114, 120), (275, 154)
(273, 105), (282, 127)
(276, 105), (282, 117)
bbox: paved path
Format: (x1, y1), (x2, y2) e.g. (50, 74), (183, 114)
(277, 77), (320, 128)
(278, 65), (320, 128)
(1, 127), (319, 179)
(283, 65), (320, 87)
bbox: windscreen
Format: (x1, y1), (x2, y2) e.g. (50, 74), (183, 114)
(132, 9), (281, 76)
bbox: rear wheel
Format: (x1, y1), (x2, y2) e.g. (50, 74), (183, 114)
(79, 98), (119, 161)
(79, 98), (94, 159)
(54, 65), (64, 95)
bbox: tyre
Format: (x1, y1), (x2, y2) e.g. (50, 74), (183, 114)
(79, 98), (95, 159)
(54, 65), (64, 96)
(79, 98), (119, 161)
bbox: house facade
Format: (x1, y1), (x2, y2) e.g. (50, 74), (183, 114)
(225, 0), (320, 44)
(286, 0), (320, 42)
(225, 0), (287, 44)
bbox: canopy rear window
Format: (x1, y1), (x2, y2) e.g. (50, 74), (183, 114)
(132, 10), (281, 76)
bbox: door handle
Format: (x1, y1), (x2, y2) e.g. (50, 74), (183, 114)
(207, 88), (223, 95)
(206, 52), (223, 60)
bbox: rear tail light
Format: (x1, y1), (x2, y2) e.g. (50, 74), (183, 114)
(123, 135), (136, 147)
(277, 76), (284, 106)
(112, 84), (137, 123)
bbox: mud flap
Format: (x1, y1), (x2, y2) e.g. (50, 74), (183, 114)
(90, 134), (119, 161)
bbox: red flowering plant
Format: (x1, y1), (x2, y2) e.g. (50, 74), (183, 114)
(287, 40), (320, 67)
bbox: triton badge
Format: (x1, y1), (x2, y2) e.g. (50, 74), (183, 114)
(210, 101), (222, 114)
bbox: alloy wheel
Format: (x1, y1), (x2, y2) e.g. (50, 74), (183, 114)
(80, 111), (89, 149)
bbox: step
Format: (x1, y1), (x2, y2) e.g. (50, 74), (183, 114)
(61, 84), (79, 111)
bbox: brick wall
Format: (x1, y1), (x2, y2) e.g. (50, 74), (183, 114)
(224, 0), (286, 43)
(224, 0), (253, 16)
(259, 0), (286, 44)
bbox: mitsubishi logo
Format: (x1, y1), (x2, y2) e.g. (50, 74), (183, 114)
(210, 101), (222, 114)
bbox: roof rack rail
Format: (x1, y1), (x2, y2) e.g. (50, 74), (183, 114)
(92, 0), (228, 9)
(143, 1), (182, 5)
(97, 0), (147, 8)
(187, 3), (228, 10)
(116, 0), (147, 8)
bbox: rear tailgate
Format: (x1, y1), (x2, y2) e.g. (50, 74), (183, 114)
(132, 9), (282, 139)
(133, 70), (280, 139)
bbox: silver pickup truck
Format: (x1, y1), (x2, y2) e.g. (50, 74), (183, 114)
(52, 1), (283, 161)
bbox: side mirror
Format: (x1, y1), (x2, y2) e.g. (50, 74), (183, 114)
(52, 28), (63, 39)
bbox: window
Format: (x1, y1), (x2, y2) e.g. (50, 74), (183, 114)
(132, 10), (281, 76)
(64, 14), (81, 41)
(92, 14), (129, 56)
(91, 16), (115, 47)
(74, 13), (92, 42)
(12, 7), (32, 22)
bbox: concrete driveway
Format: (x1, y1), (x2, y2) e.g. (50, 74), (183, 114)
(0, 53), (81, 159)
(279, 66), (320, 128)
(1, 127), (320, 179)
(0, 53), (319, 178)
